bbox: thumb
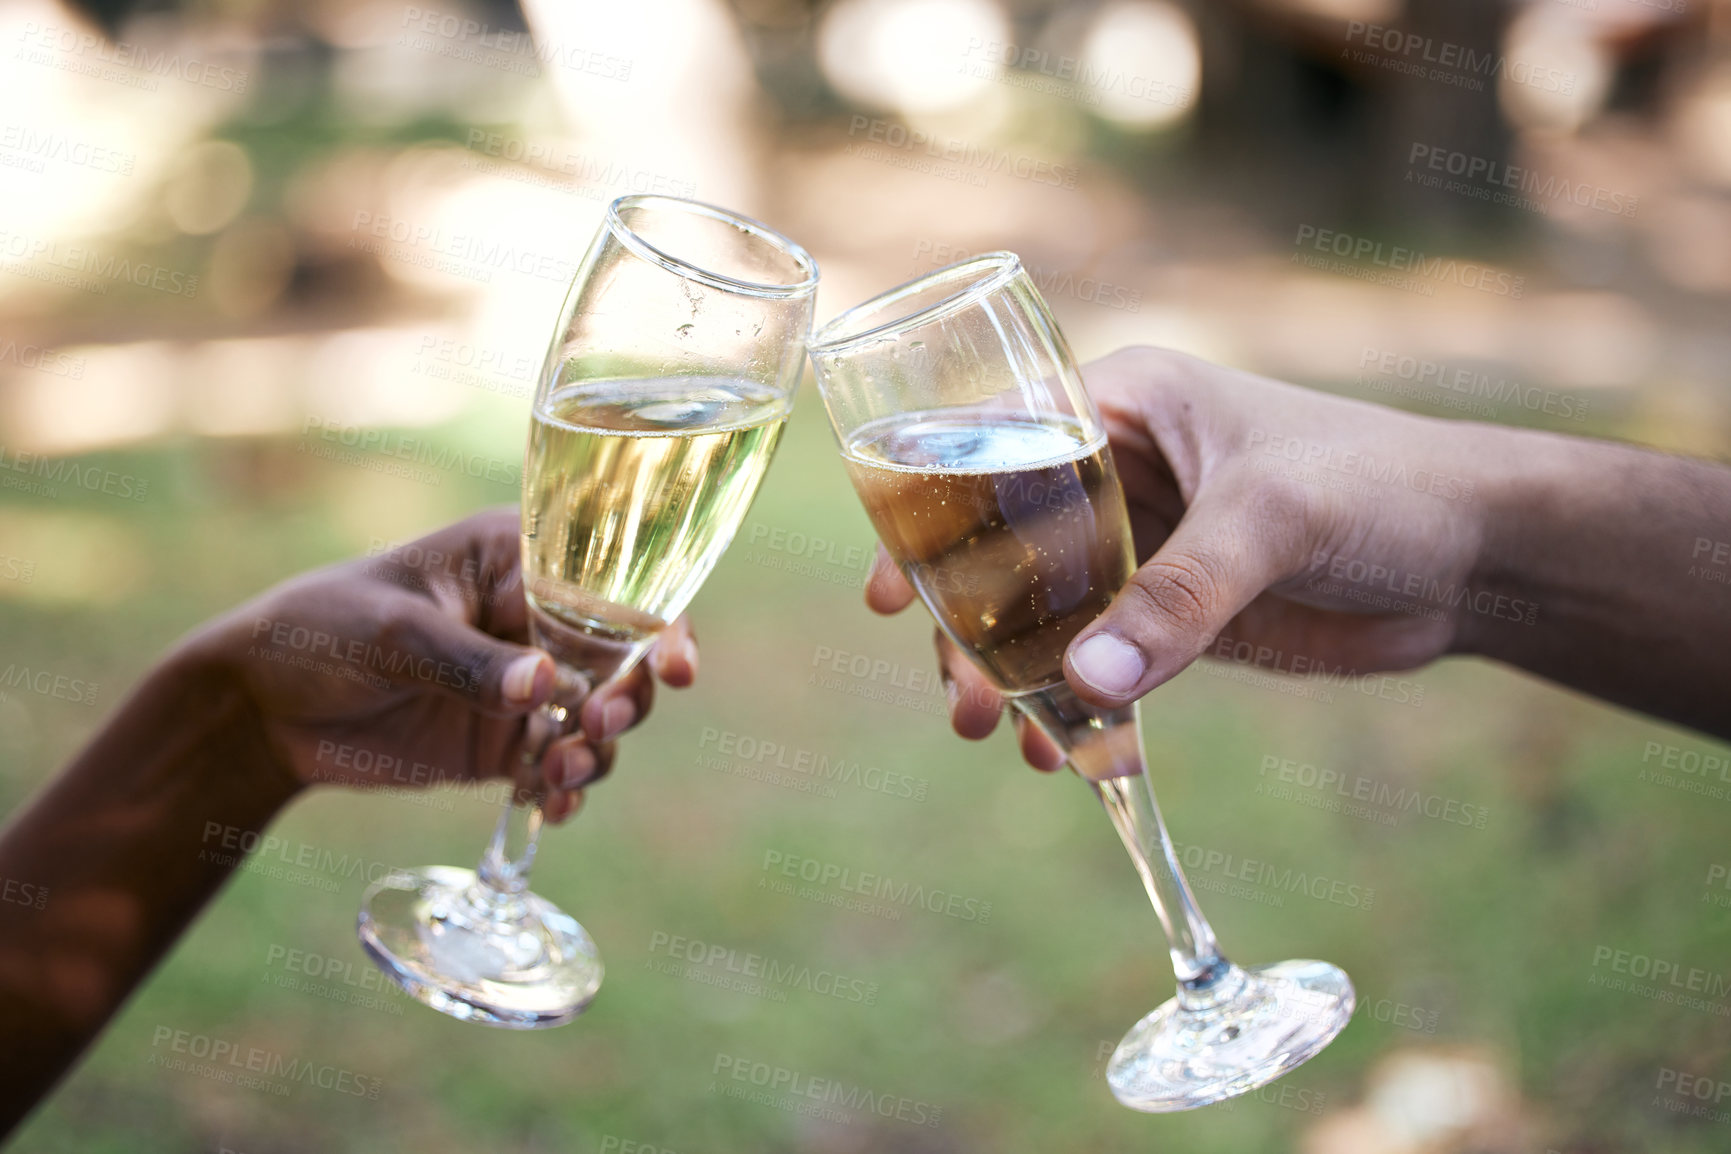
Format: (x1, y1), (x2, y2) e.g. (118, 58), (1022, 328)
(1064, 488), (1296, 707)
(381, 601), (557, 715)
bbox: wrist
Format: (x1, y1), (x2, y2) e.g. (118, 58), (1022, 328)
(1447, 422), (1577, 659)
(145, 636), (306, 819)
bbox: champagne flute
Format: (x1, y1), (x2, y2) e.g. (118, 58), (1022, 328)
(806, 253), (1354, 1110)
(358, 195), (818, 1028)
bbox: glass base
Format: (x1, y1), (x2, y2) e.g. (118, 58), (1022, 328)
(1107, 959), (1355, 1112)
(357, 865), (603, 1029)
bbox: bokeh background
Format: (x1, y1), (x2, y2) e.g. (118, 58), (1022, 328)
(3, 0), (1730, 1149)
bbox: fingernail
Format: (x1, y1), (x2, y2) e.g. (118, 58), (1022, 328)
(1070, 633), (1145, 696)
(503, 654), (545, 705)
(599, 697), (635, 742)
(554, 665), (590, 699)
(560, 744), (596, 788)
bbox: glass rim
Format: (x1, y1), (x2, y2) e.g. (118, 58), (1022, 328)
(808, 252), (1023, 355)
(604, 194), (820, 299)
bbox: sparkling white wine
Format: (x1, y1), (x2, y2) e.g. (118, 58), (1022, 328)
(523, 376), (787, 680)
(843, 411), (1142, 779)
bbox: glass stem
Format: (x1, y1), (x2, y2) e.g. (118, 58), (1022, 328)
(1011, 692), (1240, 1009)
(474, 702), (567, 905)
(478, 790), (544, 896)
(1091, 771), (1241, 1007)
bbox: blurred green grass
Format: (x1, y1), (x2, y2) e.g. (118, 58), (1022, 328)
(4, 387), (1730, 1153)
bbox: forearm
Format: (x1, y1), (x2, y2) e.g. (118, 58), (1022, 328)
(0, 646), (301, 1135)
(1458, 426), (1731, 739)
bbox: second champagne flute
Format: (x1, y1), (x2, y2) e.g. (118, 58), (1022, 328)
(358, 195), (819, 1028)
(807, 253), (1354, 1111)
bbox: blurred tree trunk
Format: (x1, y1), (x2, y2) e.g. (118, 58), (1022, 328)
(1192, 0), (1515, 243)
(1367, 0), (1514, 241)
